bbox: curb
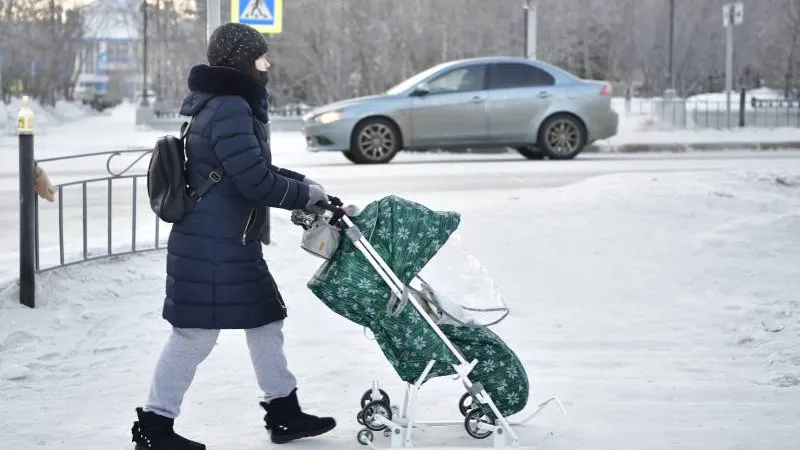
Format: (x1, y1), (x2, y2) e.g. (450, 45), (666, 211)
(587, 141), (800, 153)
(406, 142), (800, 156)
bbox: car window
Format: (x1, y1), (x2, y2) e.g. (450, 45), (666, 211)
(386, 61), (456, 95)
(426, 65), (486, 94)
(488, 63), (555, 89)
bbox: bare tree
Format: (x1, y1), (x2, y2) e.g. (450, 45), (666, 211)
(0, 0), (797, 108)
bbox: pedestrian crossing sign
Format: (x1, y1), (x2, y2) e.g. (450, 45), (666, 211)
(231, 0), (282, 34)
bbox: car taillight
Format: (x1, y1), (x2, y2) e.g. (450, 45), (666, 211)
(599, 84), (611, 96)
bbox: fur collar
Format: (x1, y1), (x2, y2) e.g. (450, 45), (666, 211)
(186, 64), (269, 123)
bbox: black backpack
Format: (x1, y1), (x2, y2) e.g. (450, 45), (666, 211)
(147, 118), (224, 223)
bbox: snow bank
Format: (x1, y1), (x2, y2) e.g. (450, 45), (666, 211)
(0, 97), (98, 137)
(686, 87), (786, 111)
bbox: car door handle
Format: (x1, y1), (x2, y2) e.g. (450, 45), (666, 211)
(537, 91), (551, 99)
(470, 96), (485, 104)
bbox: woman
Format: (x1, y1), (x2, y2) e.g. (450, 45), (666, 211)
(131, 23), (334, 450)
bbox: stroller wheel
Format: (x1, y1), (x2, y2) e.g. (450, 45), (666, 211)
(357, 429), (374, 445)
(361, 388), (390, 409)
(464, 408), (495, 439)
(458, 392), (478, 417)
(363, 400), (393, 432)
(357, 410), (365, 425)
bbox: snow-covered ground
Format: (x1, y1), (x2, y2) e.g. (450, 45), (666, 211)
(0, 101), (163, 155)
(685, 87), (786, 111)
(1, 169), (799, 450)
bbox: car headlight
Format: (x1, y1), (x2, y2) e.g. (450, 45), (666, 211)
(316, 111), (343, 124)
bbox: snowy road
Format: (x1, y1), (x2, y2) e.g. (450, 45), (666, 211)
(2, 101), (800, 198)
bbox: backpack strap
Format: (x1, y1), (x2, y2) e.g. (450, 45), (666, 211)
(181, 116), (226, 203)
(189, 164), (224, 203)
(180, 116), (194, 140)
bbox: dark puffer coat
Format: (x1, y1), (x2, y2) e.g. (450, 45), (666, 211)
(163, 64), (311, 329)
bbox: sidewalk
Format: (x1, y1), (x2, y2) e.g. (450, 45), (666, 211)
(590, 140), (800, 153)
(594, 120), (800, 152)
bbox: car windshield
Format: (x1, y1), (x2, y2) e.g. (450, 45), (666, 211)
(385, 62), (452, 95)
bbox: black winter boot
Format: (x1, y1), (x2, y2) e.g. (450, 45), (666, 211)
(260, 389), (336, 444)
(131, 407), (206, 450)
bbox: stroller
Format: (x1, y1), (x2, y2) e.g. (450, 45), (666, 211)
(291, 195), (566, 449)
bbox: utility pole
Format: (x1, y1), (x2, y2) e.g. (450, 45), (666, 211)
(723, 2), (744, 127)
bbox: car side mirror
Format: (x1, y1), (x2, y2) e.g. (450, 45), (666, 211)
(411, 83), (430, 97)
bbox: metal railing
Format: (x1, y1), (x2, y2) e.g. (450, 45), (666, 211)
(33, 148), (164, 273)
(751, 98), (800, 109)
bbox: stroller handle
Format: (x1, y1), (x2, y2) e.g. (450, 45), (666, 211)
(314, 195), (347, 225)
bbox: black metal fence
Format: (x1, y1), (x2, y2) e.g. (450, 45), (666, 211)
(33, 149), (166, 274)
(17, 135), (271, 308)
(17, 138), (173, 308)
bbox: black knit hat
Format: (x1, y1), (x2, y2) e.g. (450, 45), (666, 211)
(207, 23), (268, 74)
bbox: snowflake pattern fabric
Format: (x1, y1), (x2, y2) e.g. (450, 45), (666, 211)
(307, 195), (529, 417)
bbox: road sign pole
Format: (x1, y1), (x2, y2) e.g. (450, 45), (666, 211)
(207, 0), (221, 43)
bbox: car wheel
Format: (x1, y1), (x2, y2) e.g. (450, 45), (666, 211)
(537, 114), (586, 160)
(342, 151), (359, 163)
(515, 145), (546, 160)
(348, 118), (401, 164)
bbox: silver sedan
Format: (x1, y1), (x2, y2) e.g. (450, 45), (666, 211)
(301, 56), (618, 164)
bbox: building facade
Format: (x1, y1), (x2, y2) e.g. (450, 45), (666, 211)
(74, 0), (144, 103)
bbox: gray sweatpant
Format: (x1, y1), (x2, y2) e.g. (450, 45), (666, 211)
(143, 320), (296, 419)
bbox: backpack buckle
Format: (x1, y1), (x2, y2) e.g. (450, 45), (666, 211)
(208, 171), (221, 182)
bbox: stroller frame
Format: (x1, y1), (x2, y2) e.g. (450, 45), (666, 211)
(326, 213), (567, 450)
